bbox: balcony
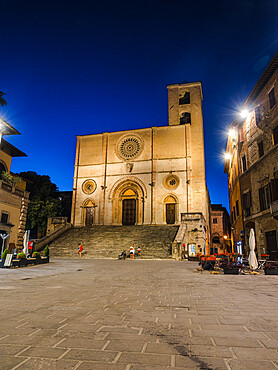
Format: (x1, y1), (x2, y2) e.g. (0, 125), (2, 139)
(0, 180), (29, 199)
(270, 200), (278, 220)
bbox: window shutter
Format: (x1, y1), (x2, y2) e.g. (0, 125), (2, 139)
(270, 179), (278, 201)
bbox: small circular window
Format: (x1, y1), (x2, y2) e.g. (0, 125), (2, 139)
(163, 175), (179, 190)
(82, 179), (97, 195)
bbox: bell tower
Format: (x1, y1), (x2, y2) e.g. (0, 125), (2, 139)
(167, 81), (203, 126)
(167, 81), (207, 226)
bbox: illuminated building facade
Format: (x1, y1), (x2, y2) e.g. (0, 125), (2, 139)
(225, 51), (278, 259)
(0, 119), (29, 251)
(71, 82), (210, 255)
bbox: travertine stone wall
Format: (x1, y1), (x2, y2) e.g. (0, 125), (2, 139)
(72, 82), (208, 229)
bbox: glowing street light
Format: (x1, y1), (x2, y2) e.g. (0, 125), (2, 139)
(228, 129), (236, 139)
(240, 109), (249, 119)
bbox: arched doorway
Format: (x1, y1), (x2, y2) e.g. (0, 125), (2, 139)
(211, 233), (221, 254)
(164, 195), (178, 224)
(109, 177), (146, 225)
(0, 161), (7, 175)
(82, 199), (95, 226)
(122, 189), (137, 225)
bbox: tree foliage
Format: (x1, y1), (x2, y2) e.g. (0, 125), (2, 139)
(0, 171), (22, 186)
(0, 91), (7, 107)
(18, 171), (62, 235)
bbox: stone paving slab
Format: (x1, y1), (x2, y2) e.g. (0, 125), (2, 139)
(63, 349), (119, 362)
(117, 352), (172, 366)
(0, 355), (25, 370)
(227, 359), (277, 369)
(0, 258), (277, 369)
(15, 358), (79, 369)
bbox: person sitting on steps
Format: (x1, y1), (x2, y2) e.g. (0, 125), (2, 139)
(78, 243), (83, 257)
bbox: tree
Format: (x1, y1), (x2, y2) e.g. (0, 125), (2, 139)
(0, 91), (7, 107)
(0, 171), (22, 186)
(18, 171), (62, 237)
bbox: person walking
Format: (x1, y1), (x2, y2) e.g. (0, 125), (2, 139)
(129, 244), (134, 260)
(78, 243), (83, 257)
(137, 246), (141, 256)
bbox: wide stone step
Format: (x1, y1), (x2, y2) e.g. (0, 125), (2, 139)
(49, 225), (178, 259)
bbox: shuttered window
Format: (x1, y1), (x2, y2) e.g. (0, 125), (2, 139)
(273, 126), (278, 146)
(269, 88), (276, 109)
(270, 179), (278, 202)
(242, 191), (251, 217)
(258, 141), (264, 158)
(259, 185), (270, 211)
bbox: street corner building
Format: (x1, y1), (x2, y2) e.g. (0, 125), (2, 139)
(0, 119), (29, 251)
(225, 50), (278, 260)
(71, 82), (210, 257)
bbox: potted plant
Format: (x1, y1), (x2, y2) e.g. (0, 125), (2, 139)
(220, 260), (241, 275)
(41, 245), (50, 263)
(32, 251), (41, 264)
(17, 252), (28, 267)
(264, 261), (278, 275)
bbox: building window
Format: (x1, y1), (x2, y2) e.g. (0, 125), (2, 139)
(255, 107), (261, 125)
(180, 112), (191, 125)
(1, 212), (8, 224)
(273, 126), (278, 146)
(259, 185), (270, 211)
(242, 191), (251, 217)
(213, 218), (217, 224)
(241, 155), (247, 172)
(258, 141), (264, 158)
(270, 178), (278, 201)
(236, 200), (239, 217)
(269, 88), (276, 110)
(179, 92), (190, 105)
(233, 206), (236, 221)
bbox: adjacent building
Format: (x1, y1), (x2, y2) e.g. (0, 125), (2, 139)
(71, 82), (210, 255)
(0, 119), (29, 251)
(210, 204), (231, 254)
(225, 51), (278, 260)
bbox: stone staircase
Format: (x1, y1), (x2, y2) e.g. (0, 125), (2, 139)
(49, 225), (179, 259)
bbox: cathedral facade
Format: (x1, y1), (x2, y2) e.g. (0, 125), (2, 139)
(71, 82), (208, 240)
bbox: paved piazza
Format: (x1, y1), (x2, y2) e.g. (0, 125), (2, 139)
(0, 259), (278, 370)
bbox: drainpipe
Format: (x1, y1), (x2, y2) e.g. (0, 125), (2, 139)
(71, 136), (80, 225)
(150, 128), (154, 224)
(102, 133), (108, 225)
(185, 126), (189, 213)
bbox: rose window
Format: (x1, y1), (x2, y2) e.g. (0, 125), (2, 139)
(116, 135), (143, 160)
(82, 179), (97, 195)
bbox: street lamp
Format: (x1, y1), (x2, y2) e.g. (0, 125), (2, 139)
(240, 109), (249, 119)
(0, 233), (10, 255)
(223, 235), (234, 253)
(228, 129), (236, 139)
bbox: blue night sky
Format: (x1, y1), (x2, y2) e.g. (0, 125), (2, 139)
(1, 0), (278, 211)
